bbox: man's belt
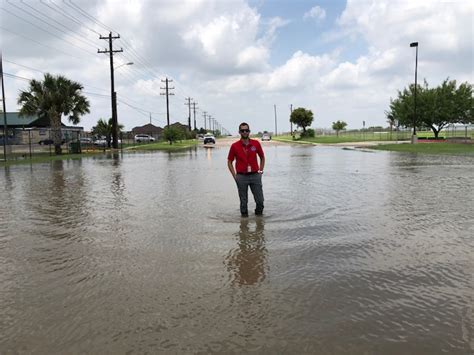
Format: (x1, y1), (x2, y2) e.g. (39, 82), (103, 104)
(237, 172), (258, 175)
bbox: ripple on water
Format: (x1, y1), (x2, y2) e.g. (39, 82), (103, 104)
(0, 146), (473, 353)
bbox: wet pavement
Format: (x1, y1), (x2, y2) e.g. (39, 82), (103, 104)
(0, 143), (473, 354)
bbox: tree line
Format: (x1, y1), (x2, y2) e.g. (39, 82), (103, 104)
(17, 73), (473, 154)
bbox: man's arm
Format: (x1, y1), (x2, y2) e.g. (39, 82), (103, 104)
(259, 156), (265, 173)
(227, 160), (236, 179)
(256, 142), (265, 173)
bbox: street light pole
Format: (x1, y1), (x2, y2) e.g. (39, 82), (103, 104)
(274, 104), (278, 136)
(112, 62), (132, 148)
(0, 52), (8, 162)
(290, 104), (293, 136)
(410, 41), (418, 144)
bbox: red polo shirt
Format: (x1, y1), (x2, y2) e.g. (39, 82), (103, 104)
(228, 138), (265, 174)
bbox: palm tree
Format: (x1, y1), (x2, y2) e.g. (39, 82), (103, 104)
(385, 110), (396, 141)
(18, 73), (90, 154)
(92, 118), (124, 148)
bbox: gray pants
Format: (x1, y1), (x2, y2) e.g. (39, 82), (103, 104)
(235, 173), (264, 215)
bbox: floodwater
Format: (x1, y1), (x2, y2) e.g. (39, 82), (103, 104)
(0, 143), (473, 354)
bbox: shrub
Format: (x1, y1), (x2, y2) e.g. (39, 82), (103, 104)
(301, 128), (315, 138)
(163, 126), (185, 144)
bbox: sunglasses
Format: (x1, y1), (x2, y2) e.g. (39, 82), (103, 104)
(239, 129), (250, 133)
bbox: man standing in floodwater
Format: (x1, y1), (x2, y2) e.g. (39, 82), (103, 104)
(227, 122), (265, 217)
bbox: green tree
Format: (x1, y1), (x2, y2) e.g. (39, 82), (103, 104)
(388, 79), (473, 138)
(332, 120), (347, 137)
(452, 81), (473, 125)
(18, 73), (90, 154)
(163, 126), (184, 144)
(290, 107), (314, 133)
(92, 118), (124, 148)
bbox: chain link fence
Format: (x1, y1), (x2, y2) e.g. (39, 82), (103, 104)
(288, 124), (474, 142)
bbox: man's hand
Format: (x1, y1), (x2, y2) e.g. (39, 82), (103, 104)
(227, 160), (237, 180)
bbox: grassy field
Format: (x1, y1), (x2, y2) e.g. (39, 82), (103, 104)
(126, 139), (198, 151)
(0, 140), (199, 166)
(370, 143), (474, 156)
(274, 135), (393, 144)
(0, 153), (92, 166)
(274, 129), (473, 144)
(273, 134), (474, 156)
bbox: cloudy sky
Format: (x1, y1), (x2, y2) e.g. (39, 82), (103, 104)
(1, 0), (473, 134)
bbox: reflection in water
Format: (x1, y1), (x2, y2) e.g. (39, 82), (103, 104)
(206, 146), (213, 160)
(110, 153), (126, 203)
(226, 217), (267, 286)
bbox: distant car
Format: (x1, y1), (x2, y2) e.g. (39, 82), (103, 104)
(197, 134), (204, 141)
(79, 137), (93, 144)
(134, 134), (155, 143)
(261, 133), (271, 141)
(203, 133), (215, 144)
(94, 139), (108, 147)
(93, 138), (121, 147)
(39, 139), (65, 145)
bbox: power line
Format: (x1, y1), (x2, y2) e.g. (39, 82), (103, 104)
(0, 26), (82, 60)
(3, 1), (97, 51)
(0, 6), (93, 55)
(66, 0), (116, 33)
(5, 1), (201, 129)
(11, 0), (100, 49)
(3, 72), (31, 81)
(41, 0), (101, 36)
(3, 59), (110, 94)
(2, 72), (161, 123)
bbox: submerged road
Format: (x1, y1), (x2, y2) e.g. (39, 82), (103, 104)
(0, 143), (473, 353)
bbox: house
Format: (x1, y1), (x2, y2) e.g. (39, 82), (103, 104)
(131, 123), (163, 139)
(130, 122), (189, 140)
(1, 112), (83, 144)
(168, 122), (190, 132)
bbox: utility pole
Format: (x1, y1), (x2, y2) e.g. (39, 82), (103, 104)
(274, 104), (278, 136)
(149, 112), (153, 139)
(1, 52), (8, 161)
(160, 77), (174, 128)
(410, 41), (419, 144)
(98, 32), (123, 149)
(184, 97), (192, 131)
(202, 111), (207, 130)
(192, 101), (198, 131)
(290, 104), (293, 136)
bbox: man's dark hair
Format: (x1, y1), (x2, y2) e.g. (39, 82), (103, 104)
(239, 122), (250, 130)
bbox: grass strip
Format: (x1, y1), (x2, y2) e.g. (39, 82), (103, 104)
(0, 152), (98, 166)
(126, 140), (198, 151)
(371, 143), (474, 156)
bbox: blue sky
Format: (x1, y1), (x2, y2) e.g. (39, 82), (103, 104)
(251, 0), (366, 65)
(1, 0), (473, 133)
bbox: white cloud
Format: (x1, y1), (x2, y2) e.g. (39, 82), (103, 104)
(303, 6), (326, 22)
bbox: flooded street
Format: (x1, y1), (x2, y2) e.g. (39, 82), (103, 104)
(1, 143), (473, 354)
